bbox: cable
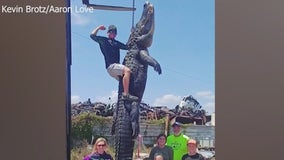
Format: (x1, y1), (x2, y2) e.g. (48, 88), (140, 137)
(71, 31), (213, 86)
(71, 31), (91, 41)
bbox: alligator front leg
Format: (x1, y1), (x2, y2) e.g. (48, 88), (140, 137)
(140, 50), (162, 75)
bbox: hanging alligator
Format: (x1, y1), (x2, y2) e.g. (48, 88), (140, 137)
(111, 1), (162, 160)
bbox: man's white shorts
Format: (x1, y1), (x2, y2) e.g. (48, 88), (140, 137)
(107, 63), (124, 81)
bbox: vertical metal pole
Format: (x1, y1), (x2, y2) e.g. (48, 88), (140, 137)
(137, 134), (141, 158)
(132, 0), (135, 29)
(165, 114), (169, 136)
(66, 0), (72, 160)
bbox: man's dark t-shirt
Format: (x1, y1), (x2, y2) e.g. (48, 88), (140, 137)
(181, 153), (205, 160)
(90, 35), (128, 69)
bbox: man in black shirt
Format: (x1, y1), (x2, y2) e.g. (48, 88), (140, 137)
(90, 25), (138, 101)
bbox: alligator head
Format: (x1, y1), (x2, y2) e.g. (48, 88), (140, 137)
(129, 1), (155, 49)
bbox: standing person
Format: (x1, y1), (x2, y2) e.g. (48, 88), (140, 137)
(90, 25), (138, 101)
(166, 122), (190, 160)
(182, 139), (205, 160)
(83, 137), (113, 160)
(149, 133), (173, 160)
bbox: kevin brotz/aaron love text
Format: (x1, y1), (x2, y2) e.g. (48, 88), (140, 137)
(1, 5), (94, 14)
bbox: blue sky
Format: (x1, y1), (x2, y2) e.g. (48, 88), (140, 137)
(70, 0), (215, 114)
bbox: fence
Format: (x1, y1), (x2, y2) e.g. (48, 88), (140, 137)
(92, 121), (215, 149)
(182, 125), (215, 149)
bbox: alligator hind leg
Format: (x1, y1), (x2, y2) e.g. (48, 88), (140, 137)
(129, 101), (140, 138)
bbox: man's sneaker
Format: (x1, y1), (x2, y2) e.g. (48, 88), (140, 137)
(122, 93), (139, 101)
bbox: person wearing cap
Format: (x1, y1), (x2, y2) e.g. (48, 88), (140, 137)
(182, 139), (205, 160)
(149, 133), (173, 160)
(90, 25), (138, 101)
(166, 122), (190, 160)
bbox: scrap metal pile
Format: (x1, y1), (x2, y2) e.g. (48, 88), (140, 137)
(71, 95), (208, 123)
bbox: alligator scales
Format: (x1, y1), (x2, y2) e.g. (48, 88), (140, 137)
(112, 2), (162, 160)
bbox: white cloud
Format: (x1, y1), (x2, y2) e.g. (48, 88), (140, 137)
(71, 95), (81, 104)
(95, 90), (118, 104)
(152, 92), (216, 111)
(194, 91), (215, 114)
(196, 91), (215, 100)
(153, 94), (182, 108)
(202, 102), (215, 115)
(71, 12), (91, 26)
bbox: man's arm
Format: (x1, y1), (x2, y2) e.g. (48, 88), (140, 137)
(116, 41), (129, 50)
(148, 147), (155, 160)
(169, 147), (174, 160)
(90, 25), (106, 43)
(91, 25), (106, 36)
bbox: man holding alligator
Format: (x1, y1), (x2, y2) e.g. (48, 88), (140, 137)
(90, 24), (138, 101)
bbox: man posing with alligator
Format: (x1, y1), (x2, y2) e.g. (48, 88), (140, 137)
(90, 24), (139, 101)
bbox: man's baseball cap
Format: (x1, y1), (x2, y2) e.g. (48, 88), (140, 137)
(187, 139), (197, 145)
(107, 25), (117, 34)
(172, 121), (182, 127)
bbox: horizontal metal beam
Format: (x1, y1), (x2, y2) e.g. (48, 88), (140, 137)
(82, 0), (136, 11)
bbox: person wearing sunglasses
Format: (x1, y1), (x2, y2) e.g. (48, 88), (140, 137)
(83, 137), (113, 160)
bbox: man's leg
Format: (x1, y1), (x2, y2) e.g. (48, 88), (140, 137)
(122, 66), (138, 101)
(122, 67), (131, 95)
(107, 64), (138, 101)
